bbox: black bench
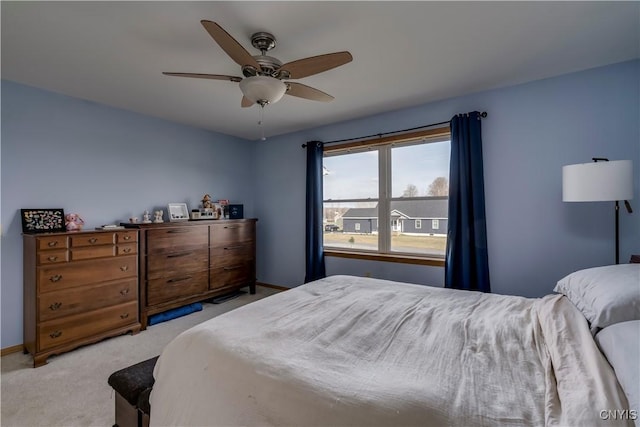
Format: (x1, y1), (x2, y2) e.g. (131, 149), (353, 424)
(108, 356), (158, 427)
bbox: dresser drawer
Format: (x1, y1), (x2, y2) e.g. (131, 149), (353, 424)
(209, 261), (254, 290)
(70, 245), (115, 261)
(146, 271), (209, 306)
(38, 256), (137, 293)
(37, 235), (69, 251)
(38, 278), (138, 322)
(210, 223), (254, 247)
(117, 243), (137, 256)
(116, 231), (138, 244)
(38, 301), (138, 351)
(146, 227), (208, 253)
(147, 249), (208, 280)
(70, 233), (115, 247)
(210, 244), (254, 268)
(37, 249), (69, 265)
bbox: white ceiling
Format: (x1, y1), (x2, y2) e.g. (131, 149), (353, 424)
(2, 1), (639, 141)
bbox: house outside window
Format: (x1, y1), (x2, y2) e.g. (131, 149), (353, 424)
(432, 219), (439, 231)
(322, 127), (450, 259)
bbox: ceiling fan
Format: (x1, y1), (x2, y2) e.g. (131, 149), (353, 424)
(163, 20), (353, 108)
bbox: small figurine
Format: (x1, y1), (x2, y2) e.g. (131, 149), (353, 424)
(153, 210), (164, 223)
(65, 213), (85, 231)
(142, 210), (152, 223)
(202, 194), (214, 209)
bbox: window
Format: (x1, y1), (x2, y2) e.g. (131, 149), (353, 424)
(323, 127), (450, 259)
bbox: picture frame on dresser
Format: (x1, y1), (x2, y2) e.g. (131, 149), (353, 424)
(20, 208), (65, 233)
(167, 203), (189, 222)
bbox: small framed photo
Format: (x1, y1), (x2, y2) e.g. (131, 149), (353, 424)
(167, 203), (189, 222)
(21, 209), (65, 233)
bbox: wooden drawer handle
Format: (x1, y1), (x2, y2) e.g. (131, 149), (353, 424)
(120, 265), (129, 272)
(122, 247), (132, 253)
(47, 241), (59, 247)
(47, 256), (59, 262)
(223, 226), (239, 229)
(88, 237), (98, 244)
(120, 313), (129, 319)
(123, 235), (131, 240)
(49, 274), (63, 282)
(166, 252), (191, 258)
(223, 246), (244, 251)
(167, 276), (192, 283)
(49, 302), (62, 311)
(49, 331), (62, 339)
(120, 288), (130, 296)
(167, 229), (188, 234)
(223, 265), (242, 271)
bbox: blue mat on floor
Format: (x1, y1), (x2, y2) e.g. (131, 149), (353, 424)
(148, 302), (203, 326)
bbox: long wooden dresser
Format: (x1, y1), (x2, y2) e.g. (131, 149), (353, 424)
(124, 219), (257, 329)
(23, 229), (140, 367)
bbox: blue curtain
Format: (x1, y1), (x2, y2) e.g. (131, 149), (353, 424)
(305, 141), (326, 283)
(445, 112), (491, 292)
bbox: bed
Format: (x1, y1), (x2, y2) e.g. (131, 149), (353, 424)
(149, 265), (639, 426)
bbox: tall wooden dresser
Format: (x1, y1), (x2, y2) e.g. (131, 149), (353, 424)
(23, 229), (141, 367)
(125, 219), (256, 329)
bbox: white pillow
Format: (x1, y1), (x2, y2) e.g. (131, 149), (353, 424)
(595, 320), (640, 425)
(554, 264), (640, 331)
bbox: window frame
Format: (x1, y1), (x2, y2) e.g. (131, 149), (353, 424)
(323, 126), (450, 265)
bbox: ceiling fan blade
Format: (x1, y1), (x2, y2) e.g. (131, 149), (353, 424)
(241, 96), (254, 108)
(200, 20), (261, 70)
(280, 51), (353, 79)
(285, 82), (334, 102)
(162, 72), (242, 82)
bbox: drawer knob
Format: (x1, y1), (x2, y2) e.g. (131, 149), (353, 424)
(167, 252), (190, 258)
(167, 276), (192, 283)
(88, 237), (98, 244)
(47, 256), (58, 262)
(49, 331), (62, 339)
(123, 235), (131, 240)
(120, 313), (129, 319)
(49, 302), (62, 311)
(49, 274), (63, 282)
(122, 247), (132, 253)
(120, 265), (129, 272)
(47, 241), (58, 247)
(120, 288), (130, 296)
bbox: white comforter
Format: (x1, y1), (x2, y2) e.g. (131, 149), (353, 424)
(150, 275), (631, 426)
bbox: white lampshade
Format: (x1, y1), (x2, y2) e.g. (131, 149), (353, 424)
(563, 160), (633, 202)
(239, 76), (287, 105)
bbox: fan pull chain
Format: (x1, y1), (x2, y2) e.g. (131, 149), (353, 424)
(258, 105), (266, 141)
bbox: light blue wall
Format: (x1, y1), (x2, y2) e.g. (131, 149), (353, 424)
(2, 60), (638, 349)
(255, 59), (640, 296)
(1, 81), (256, 348)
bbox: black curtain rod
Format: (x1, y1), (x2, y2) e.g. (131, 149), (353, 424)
(302, 112), (487, 148)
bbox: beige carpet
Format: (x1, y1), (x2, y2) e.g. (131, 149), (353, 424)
(1, 286), (280, 427)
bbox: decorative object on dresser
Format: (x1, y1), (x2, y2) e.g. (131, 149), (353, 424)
(153, 210), (164, 223)
(64, 213), (85, 231)
(167, 203), (189, 222)
(21, 209), (65, 233)
(123, 219), (257, 329)
(23, 229), (141, 367)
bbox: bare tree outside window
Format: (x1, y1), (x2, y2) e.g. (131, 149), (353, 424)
(402, 184), (419, 197)
(427, 177), (449, 196)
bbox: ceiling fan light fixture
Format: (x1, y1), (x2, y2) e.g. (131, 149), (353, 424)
(239, 76), (287, 106)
